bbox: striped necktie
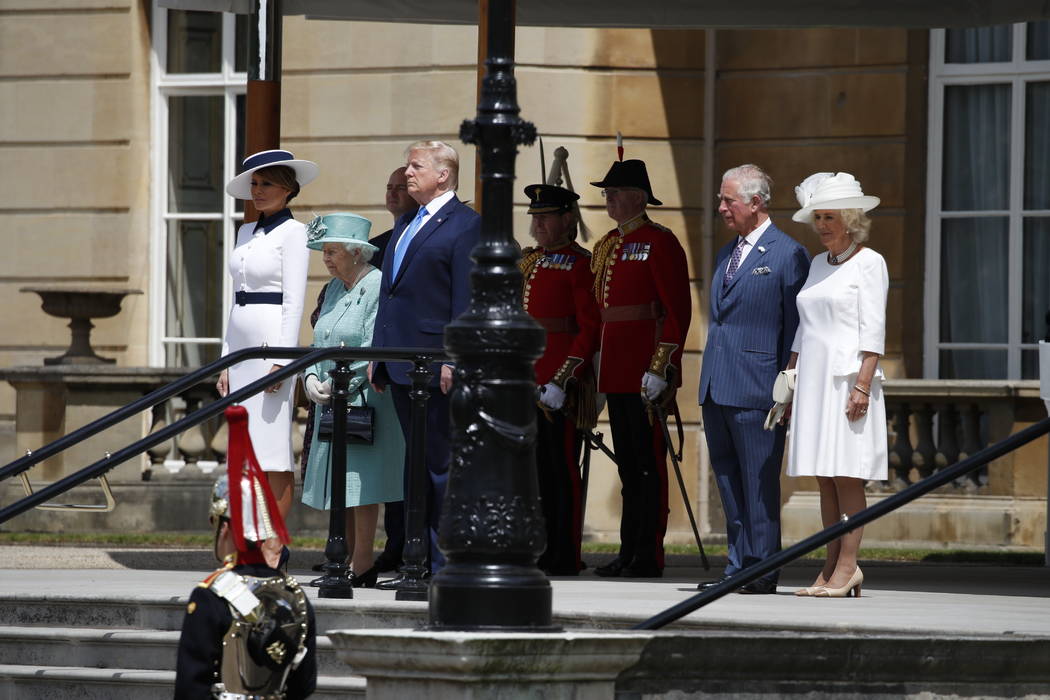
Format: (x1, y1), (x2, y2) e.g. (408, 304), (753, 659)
(723, 237), (746, 288)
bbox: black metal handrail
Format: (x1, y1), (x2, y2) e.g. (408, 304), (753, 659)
(634, 415), (1050, 630)
(0, 345), (447, 524)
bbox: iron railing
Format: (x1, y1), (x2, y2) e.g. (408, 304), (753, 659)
(635, 415), (1050, 630)
(0, 345), (447, 600)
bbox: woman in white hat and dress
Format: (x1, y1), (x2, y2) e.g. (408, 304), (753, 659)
(783, 172), (888, 598)
(217, 149), (318, 549)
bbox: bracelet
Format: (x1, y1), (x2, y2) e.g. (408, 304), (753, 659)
(853, 384), (871, 397)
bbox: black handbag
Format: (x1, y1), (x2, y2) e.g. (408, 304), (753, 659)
(316, 386), (375, 445)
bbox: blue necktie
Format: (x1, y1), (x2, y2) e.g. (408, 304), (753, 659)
(391, 206), (428, 278)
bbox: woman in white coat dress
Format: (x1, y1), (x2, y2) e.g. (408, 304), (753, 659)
(216, 149), (318, 535)
(784, 172), (888, 599)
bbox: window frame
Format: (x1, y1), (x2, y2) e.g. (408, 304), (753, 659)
(149, 5), (246, 367)
(924, 24), (1050, 379)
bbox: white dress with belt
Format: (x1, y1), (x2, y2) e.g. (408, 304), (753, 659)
(787, 247), (889, 480)
(221, 209), (309, 472)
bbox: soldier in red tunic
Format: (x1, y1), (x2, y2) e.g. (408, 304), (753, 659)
(520, 183), (601, 575)
(589, 159), (691, 578)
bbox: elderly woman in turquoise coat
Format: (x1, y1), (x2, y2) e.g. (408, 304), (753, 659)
(301, 213), (405, 588)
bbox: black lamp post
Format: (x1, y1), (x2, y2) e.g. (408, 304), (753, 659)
(428, 0), (552, 629)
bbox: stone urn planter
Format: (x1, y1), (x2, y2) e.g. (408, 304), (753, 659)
(21, 286), (142, 365)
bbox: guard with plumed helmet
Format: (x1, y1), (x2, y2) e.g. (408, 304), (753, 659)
(174, 406), (318, 699)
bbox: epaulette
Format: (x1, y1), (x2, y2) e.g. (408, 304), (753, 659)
(208, 569), (263, 620)
(569, 241), (592, 258)
(198, 560), (235, 589)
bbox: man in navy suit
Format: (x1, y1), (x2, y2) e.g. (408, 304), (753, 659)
(370, 141), (480, 579)
(698, 164), (809, 594)
(370, 165), (421, 573)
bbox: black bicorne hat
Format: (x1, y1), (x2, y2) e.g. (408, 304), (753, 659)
(524, 183), (580, 215)
(589, 159), (662, 206)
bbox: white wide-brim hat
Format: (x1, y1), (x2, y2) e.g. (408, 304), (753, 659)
(225, 149), (319, 200)
(792, 172), (880, 223)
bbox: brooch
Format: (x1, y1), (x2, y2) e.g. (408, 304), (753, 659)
(752, 266), (771, 275)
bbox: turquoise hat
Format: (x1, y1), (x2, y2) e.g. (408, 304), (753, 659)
(305, 212), (376, 252)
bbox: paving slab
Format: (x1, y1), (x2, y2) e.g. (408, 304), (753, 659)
(0, 546), (1047, 637)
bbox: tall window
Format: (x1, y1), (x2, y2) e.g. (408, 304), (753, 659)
(150, 6), (247, 367)
(925, 23), (1050, 380)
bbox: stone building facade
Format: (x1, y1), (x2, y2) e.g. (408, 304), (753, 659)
(2, 2), (1047, 548)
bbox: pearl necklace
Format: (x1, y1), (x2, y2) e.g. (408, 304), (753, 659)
(827, 241), (858, 265)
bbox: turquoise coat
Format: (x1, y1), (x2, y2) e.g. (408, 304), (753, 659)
(301, 271), (404, 510)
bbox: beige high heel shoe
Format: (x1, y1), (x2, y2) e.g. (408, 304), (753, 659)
(812, 567), (863, 598)
(794, 574), (830, 596)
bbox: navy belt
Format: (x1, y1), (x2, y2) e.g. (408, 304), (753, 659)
(235, 291), (283, 306)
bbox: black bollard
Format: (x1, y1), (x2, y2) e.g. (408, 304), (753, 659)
(392, 356), (434, 602)
(428, 0), (553, 630)
(318, 360), (355, 599)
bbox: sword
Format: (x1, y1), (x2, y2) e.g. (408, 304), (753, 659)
(653, 403), (710, 571)
(584, 429), (618, 466)
(578, 433), (591, 539)
(578, 429), (616, 529)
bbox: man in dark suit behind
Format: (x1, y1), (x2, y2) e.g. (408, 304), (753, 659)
(698, 164), (809, 594)
(370, 140), (480, 577)
(370, 166), (415, 270)
(371, 165), (422, 573)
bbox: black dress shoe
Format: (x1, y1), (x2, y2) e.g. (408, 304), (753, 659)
(375, 571), (429, 590)
(372, 551), (402, 573)
(622, 562), (663, 578)
(594, 557), (626, 577)
(544, 566), (581, 577)
(696, 576), (730, 591)
(351, 565), (379, 588)
(375, 574), (405, 591)
(738, 579), (777, 595)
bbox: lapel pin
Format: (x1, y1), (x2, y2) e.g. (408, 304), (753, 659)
(758, 246), (767, 253)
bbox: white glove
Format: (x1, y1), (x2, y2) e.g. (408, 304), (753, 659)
(304, 374), (332, 405)
(539, 382), (566, 411)
(641, 372), (668, 402)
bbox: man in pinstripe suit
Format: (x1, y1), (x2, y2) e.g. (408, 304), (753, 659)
(698, 164), (810, 594)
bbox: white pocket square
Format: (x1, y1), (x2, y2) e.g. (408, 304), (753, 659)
(752, 266), (771, 275)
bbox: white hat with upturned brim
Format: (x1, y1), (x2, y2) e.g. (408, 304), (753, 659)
(792, 172), (880, 223)
(225, 149), (319, 200)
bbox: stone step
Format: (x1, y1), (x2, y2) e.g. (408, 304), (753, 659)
(0, 593), (431, 633)
(0, 665), (365, 699)
(0, 626), (350, 676)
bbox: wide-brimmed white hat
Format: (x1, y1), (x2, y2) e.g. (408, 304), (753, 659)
(225, 149), (319, 200)
(792, 172), (880, 223)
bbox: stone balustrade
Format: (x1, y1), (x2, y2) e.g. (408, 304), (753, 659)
(877, 379), (1045, 496)
(782, 379), (1048, 549)
(143, 389), (308, 479)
